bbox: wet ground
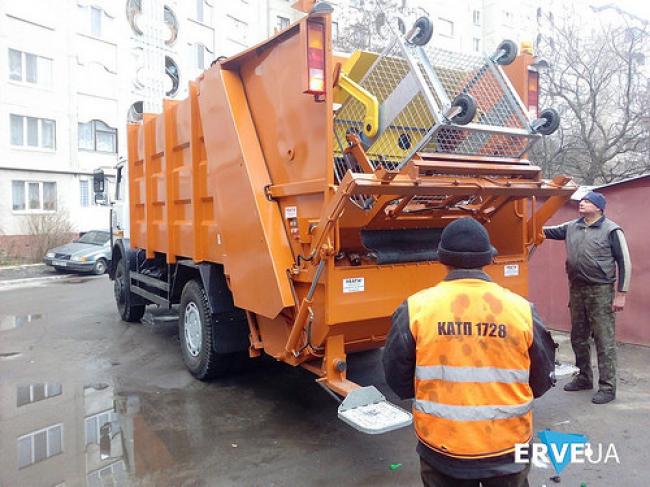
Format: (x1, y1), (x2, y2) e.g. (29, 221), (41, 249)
(1, 277), (649, 487)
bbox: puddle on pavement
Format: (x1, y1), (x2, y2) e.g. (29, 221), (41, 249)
(0, 368), (331, 486)
(0, 313), (43, 331)
(0, 381), (228, 486)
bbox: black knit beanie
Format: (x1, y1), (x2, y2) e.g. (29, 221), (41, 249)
(437, 217), (497, 269)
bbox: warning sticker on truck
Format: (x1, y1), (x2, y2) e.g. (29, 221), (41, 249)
(284, 206), (297, 218)
(504, 264), (519, 277)
(343, 277), (365, 293)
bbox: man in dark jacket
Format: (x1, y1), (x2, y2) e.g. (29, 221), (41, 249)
(383, 217), (556, 487)
(544, 191), (631, 404)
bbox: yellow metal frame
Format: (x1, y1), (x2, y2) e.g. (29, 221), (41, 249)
(336, 71), (379, 138)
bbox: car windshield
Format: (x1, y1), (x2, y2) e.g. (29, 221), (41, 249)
(77, 231), (110, 245)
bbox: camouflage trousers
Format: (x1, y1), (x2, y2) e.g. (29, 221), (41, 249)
(569, 283), (617, 393)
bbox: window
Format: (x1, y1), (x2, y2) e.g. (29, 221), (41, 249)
(473, 38), (481, 52)
(78, 120), (117, 153)
(80, 180), (90, 207)
(17, 383), (62, 407)
(438, 18), (454, 37)
(473, 10), (480, 26)
(332, 21), (339, 42)
(90, 6), (102, 36)
(196, 0), (204, 23)
(85, 409), (120, 446)
(7, 49), (52, 86)
(87, 461), (126, 487)
(12, 181), (57, 212)
(196, 44), (205, 69)
(10, 115), (56, 149)
(17, 424), (63, 469)
(276, 16), (290, 31)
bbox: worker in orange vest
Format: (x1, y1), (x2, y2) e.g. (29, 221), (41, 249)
(383, 217), (556, 487)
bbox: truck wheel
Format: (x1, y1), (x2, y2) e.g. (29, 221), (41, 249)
(179, 279), (235, 380)
(93, 258), (107, 275)
(114, 256), (145, 323)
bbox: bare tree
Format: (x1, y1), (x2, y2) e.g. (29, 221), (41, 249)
(532, 9), (650, 185)
(333, 0), (427, 53)
(23, 210), (75, 262)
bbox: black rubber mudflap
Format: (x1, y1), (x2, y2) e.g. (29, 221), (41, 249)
(360, 228), (442, 264)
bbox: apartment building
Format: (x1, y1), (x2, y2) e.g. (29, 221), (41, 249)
(0, 0), (301, 261)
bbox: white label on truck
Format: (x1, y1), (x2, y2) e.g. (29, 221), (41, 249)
(285, 206), (297, 218)
(504, 264), (519, 277)
(343, 277), (365, 293)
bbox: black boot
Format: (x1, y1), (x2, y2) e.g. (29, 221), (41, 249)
(563, 377), (593, 392)
(592, 390), (615, 404)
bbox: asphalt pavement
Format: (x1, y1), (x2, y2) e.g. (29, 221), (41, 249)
(0, 277), (649, 486)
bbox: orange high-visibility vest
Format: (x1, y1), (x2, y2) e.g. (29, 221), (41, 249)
(408, 278), (534, 459)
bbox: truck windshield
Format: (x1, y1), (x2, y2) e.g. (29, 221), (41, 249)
(77, 231), (110, 245)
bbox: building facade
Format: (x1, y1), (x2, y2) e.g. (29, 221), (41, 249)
(1, 0), (542, 261)
(0, 0), (301, 261)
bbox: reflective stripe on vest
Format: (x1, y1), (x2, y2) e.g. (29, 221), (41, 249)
(414, 398), (533, 421)
(415, 365), (529, 384)
(408, 278), (534, 459)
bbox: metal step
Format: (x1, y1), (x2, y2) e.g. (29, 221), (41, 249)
(338, 386), (412, 434)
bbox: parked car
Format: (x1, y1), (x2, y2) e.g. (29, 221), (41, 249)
(44, 230), (112, 274)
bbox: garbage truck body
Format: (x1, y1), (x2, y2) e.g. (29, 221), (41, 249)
(108, 7), (575, 433)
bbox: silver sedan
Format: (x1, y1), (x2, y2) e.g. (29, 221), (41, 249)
(43, 230), (112, 274)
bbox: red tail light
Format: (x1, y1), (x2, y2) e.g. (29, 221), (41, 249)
(527, 69), (539, 119)
(306, 21), (326, 95)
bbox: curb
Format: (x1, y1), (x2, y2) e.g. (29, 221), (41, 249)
(0, 263), (45, 271)
(0, 274), (103, 290)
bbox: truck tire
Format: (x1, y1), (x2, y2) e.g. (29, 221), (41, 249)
(179, 279), (239, 380)
(114, 256), (145, 323)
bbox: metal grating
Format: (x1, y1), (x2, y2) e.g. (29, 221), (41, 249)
(333, 24), (541, 208)
(334, 39), (437, 169)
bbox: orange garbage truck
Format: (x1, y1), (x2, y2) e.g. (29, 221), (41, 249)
(108, 5), (575, 433)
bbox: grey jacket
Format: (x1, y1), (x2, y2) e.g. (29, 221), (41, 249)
(544, 216), (631, 292)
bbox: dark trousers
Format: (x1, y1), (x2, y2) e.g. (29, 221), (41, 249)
(569, 283), (617, 392)
(420, 459), (530, 487)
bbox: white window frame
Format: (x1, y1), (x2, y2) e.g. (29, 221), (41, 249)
(473, 38), (481, 52)
(87, 460), (126, 486)
(17, 423), (64, 469)
(10, 114), (56, 151)
(8, 48), (53, 87)
(196, 0), (205, 23)
(11, 180), (57, 213)
(473, 10), (481, 26)
(17, 383), (63, 407)
(90, 6), (103, 37)
(85, 409), (120, 446)
(78, 120), (117, 153)
(276, 15), (290, 31)
(80, 179), (92, 208)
